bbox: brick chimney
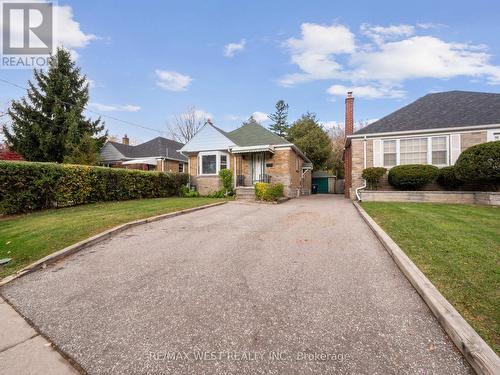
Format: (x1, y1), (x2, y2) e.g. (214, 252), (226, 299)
(344, 91), (354, 198)
(122, 134), (130, 145)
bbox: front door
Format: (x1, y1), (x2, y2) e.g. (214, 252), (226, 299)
(252, 153), (264, 183)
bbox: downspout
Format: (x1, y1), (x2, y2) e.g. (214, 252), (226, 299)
(356, 136), (368, 201)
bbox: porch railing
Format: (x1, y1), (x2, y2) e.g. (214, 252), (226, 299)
(236, 174), (271, 187)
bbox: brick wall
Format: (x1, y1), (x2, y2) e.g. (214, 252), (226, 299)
(461, 131), (487, 151)
(156, 159), (186, 173)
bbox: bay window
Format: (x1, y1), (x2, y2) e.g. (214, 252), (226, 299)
(198, 151), (230, 175)
(382, 135), (449, 167)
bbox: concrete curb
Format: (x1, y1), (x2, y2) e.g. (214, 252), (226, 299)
(353, 201), (500, 375)
(0, 201), (227, 287)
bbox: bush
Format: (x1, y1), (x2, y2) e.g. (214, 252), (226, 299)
(0, 161), (189, 214)
(255, 182), (284, 201)
(388, 164), (439, 190)
(437, 166), (463, 190)
(454, 141), (500, 184)
(362, 167), (386, 190)
(219, 168), (234, 196)
(180, 185), (199, 198)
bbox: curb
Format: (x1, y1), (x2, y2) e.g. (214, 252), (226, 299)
(0, 201), (227, 287)
(353, 201), (500, 375)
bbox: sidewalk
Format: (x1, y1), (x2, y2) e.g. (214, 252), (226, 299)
(0, 297), (79, 375)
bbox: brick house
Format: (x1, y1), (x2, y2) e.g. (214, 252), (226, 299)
(179, 121), (312, 197)
(100, 135), (187, 172)
(344, 91), (500, 199)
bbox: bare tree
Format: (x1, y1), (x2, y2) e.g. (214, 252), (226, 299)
(167, 106), (210, 143)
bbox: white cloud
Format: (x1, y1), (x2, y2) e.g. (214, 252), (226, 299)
(280, 22), (500, 96)
(251, 111), (269, 123)
(0, 1), (96, 55)
(89, 102), (141, 112)
(225, 114), (241, 121)
(280, 23), (355, 86)
(326, 84), (405, 99)
(224, 39), (246, 57)
(155, 70), (192, 91)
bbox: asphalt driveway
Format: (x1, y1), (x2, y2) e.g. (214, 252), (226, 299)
(1, 196), (471, 374)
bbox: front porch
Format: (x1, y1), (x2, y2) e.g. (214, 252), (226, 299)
(233, 149), (273, 188)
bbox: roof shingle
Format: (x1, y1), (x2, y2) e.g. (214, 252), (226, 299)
(354, 91), (500, 135)
(107, 137), (187, 161)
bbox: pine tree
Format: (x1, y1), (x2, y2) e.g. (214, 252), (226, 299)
(268, 100), (289, 137)
(3, 47), (106, 163)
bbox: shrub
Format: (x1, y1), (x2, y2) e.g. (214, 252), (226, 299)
(180, 185), (199, 198)
(361, 167), (386, 190)
(255, 182), (284, 201)
(219, 168), (234, 196)
(0, 161), (189, 214)
(454, 141), (500, 184)
(388, 164), (439, 190)
(437, 166), (463, 190)
(206, 190), (226, 198)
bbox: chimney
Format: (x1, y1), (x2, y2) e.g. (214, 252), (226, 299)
(345, 91), (354, 135)
(344, 91), (354, 199)
(122, 134), (129, 145)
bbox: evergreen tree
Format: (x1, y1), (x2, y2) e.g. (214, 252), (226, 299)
(287, 113), (332, 170)
(268, 100), (289, 137)
(241, 115), (260, 126)
(3, 47), (106, 163)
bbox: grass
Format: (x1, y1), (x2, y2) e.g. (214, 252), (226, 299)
(0, 197), (226, 278)
(360, 202), (500, 354)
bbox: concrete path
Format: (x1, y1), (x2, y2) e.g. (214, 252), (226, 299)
(0, 297), (79, 375)
(1, 196), (472, 374)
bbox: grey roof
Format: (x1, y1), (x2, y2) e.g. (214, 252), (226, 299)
(354, 91), (500, 135)
(221, 123), (289, 146)
(312, 171), (335, 178)
(102, 137), (187, 162)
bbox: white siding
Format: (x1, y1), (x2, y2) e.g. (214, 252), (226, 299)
(100, 143), (125, 162)
(450, 134), (461, 165)
(373, 139), (382, 167)
(180, 124), (235, 152)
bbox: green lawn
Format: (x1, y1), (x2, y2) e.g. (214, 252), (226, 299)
(0, 197), (225, 278)
(361, 202), (500, 354)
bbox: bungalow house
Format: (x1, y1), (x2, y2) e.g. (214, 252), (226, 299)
(344, 90), (500, 199)
(100, 135), (188, 172)
(179, 121), (313, 197)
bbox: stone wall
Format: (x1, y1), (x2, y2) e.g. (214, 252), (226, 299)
(359, 190), (500, 206)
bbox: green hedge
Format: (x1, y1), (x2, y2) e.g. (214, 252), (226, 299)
(255, 182), (284, 201)
(436, 166), (463, 190)
(0, 161), (189, 214)
(362, 167), (386, 190)
(454, 141), (500, 183)
(388, 164), (439, 190)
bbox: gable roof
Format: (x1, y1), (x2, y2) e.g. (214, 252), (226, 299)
(354, 91), (500, 136)
(103, 137), (187, 162)
(224, 123), (289, 146)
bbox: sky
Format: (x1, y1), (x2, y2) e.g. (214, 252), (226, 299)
(1, 0), (500, 144)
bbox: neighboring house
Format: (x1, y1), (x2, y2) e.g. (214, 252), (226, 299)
(344, 91), (500, 199)
(0, 144), (23, 161)
(100, 135), (187, 172)
(179, 121), (312, 197)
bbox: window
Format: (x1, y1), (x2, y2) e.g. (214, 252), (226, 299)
(220, 155), (227, 170)
(179, 162), (184, 173)
(431, 136), (448, 165)
(201, 154), (216, 174)
(494, 132), (500, 141)
(383, 140), (397, 167)
(198, 152), (230, 175)
(400, 138), (427, 165)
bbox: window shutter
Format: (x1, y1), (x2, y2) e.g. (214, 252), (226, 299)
(450, 134), (461, 165)
(373, 139), (382, 167)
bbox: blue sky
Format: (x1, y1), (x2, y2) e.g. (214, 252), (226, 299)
(2, 0), (500, 143)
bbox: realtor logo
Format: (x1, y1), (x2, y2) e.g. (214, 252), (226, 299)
(1, 1), (53, 68)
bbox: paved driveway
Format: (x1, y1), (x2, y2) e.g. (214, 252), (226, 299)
(1, 196), (471, 374)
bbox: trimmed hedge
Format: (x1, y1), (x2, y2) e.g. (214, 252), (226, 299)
(388, 164), (439, 190)
(454, 141), (500, 183)
(437, 166), (463, 190)
(255, 182), (284, 201)
(362, 167), (386, 190)
(0, 161), (188, 214)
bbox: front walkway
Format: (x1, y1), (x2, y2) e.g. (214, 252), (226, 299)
(1, 196), (471, 374)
